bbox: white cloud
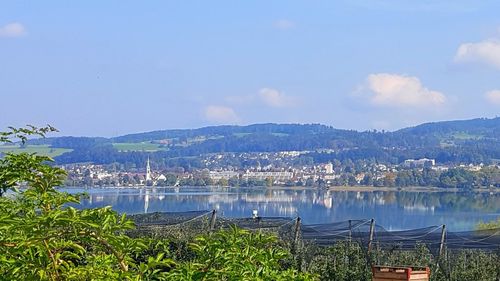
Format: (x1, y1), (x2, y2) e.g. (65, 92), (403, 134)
(204, 105), (240, 123)
(0, 22), (26, 38)
(485, 90), (500, 105)
(360, 73), (446, 108)
(224, 88), (297, 109)
(258, 88), (296, 107)
(454, 39), (500, 69)
(274, 19), (295, 30)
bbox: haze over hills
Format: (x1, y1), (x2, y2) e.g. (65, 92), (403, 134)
(8, 117), (500, 167)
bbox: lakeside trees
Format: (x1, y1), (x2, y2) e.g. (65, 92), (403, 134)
(64, 164), (500, 189)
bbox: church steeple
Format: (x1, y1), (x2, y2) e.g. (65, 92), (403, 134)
(146, 157), (152, 182)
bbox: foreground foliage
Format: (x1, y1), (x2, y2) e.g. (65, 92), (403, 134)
(0, 126), (313, 280)
(1, 126), (499, 280)
(166, 227), (315, 281)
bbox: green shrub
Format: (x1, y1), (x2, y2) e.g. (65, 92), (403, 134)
(167, 226), (316, 280)
(0, 126), (314, 281)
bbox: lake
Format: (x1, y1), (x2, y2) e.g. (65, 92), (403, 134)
(61, 187), (500, 231)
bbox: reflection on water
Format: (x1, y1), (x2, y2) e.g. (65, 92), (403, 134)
(63, 187), (500, 231)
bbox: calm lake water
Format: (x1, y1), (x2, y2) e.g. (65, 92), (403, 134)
(61, 187), (500, 231)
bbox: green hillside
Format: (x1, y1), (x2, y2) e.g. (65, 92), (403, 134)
(12, 117), (500, 166)
(0, 145), (72, 158)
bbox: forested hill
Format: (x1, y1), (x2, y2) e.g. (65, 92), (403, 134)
(112, 123), (337, 143)
(397, 118), (500, 139)
(16, 117), (500, 166)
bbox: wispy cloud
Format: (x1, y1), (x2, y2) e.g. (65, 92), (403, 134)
(0, 22), (26, 38)
(485, 90), (500, 105)
(273, 19), (295, 30)
(357, 73), (446, 108)
(204, 105), (240, 124)
(258, 88), (296, 107)
(454, 39), (500, 69)
(225, 88), (297, 108)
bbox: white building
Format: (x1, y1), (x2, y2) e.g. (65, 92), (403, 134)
(209, 171), (239, 181)
(402, 158), (435, 168)
(325, 163), (334, 174)
(242, 171), (294, 181)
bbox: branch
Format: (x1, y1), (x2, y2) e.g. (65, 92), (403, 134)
(89, 232), (129, 272)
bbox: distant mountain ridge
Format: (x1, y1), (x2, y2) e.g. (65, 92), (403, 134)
(112, 123), (339, 143)
(18, 117), (500, 166)
(398, 117), (500, 138)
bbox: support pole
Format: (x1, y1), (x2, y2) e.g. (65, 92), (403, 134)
(348, 220), (352, 242)
(293, 217), (302, 271)
(209, 209), (217, 233)
(367, 218), (375, 253)
(294, 217), (301, 247)
(439, 224), (446, 257)
(435, 224), (449, 279)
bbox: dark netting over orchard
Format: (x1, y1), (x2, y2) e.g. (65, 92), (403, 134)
(127, 210), (296, 239)
(301, 220), (500, 251)
(126, 210), (213, 239)
(215, 216), (295, 230)
(129, 210), (211, 225)
(127, 211), (500, 251)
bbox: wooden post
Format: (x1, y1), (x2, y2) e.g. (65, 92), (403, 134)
(293, 217), (302, 271)
(435, 224), (447, 278)
(439, 224), (446, 257)
(294, 217), (301, 247)
(367, 218), (375, 253)
(348, 220), (352, 242)
(209, 209), (217, 233)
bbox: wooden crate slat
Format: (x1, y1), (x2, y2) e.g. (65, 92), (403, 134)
(372, 266), (429, 281)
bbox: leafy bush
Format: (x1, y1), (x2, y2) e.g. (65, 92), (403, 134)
(1, 126), (498, 280)
(477, 218), (500, 230)
(167, 226), (315, 280)
(0, 126), (314, 281)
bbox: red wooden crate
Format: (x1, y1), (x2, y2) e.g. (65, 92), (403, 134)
(372, 265), (430, 281)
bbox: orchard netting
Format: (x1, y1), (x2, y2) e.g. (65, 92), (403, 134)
(127, 210), (500, 252)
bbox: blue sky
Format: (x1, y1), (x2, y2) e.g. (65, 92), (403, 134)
(1, 0), (500, 136)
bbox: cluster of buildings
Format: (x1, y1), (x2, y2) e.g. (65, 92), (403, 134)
(62, 153), (493, 187)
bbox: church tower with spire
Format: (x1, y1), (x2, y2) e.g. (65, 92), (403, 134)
(146, 157), (152, 182)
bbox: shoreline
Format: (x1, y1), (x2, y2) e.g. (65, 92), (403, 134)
(327, 186), (499, 193)
(58, 185), (499, 193)
(328, 186), (451, 192)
